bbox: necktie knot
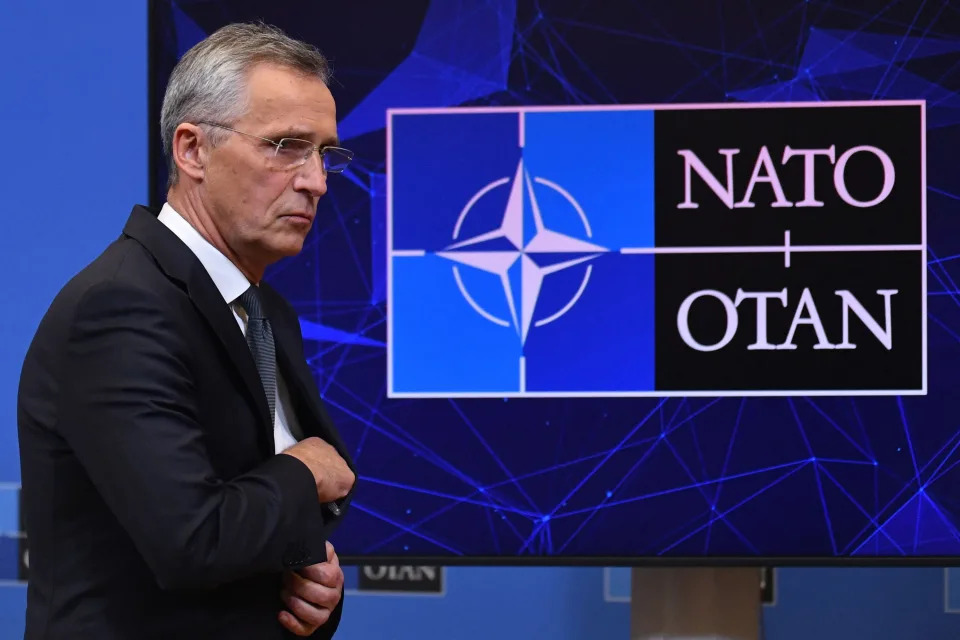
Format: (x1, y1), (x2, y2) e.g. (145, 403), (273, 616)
(237, 286), (265, 320)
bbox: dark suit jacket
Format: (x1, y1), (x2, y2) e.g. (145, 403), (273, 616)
(17, 205), (356, 639)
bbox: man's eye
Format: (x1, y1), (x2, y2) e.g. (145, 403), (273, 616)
(277, 140), (311, 156)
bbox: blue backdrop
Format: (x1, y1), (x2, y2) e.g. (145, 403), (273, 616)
(4, 0), (960, 638)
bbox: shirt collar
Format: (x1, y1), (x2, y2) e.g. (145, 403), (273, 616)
(158, 202), (251, 305)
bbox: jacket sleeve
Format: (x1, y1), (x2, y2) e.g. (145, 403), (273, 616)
(58, 280), (328, 591)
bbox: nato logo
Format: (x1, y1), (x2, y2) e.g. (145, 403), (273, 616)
(387, 102), (925, 398)
(387, 108), (655, 396)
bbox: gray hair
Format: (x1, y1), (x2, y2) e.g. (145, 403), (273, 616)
(160, 22), (332, 187)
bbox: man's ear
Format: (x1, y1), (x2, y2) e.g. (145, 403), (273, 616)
(171, 123), (208, 181)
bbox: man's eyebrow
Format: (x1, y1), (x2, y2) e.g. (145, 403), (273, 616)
(267, 128), (312, 140)
(269, 128), (340, 146)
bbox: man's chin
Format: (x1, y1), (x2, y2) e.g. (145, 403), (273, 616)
(273, 243), (305, 259)
(278, 236), (308, 257)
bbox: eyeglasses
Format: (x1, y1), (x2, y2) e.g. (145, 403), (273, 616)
(196, 121), (354, 173)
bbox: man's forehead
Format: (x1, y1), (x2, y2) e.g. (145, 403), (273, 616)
(241, 64), (337, 138)
(245, 62), (331, 96)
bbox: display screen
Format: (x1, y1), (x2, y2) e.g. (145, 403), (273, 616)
(149, 0), (960, 562)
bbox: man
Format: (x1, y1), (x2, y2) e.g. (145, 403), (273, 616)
(17, 23), (357, 639)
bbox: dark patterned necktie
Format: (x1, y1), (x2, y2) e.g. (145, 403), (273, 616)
(237, 286), (276, 424)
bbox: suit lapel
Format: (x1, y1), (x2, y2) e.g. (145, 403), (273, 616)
(263, 290), (352, 464)
(122, 206), (275, 454)
(186, 273), (275, 450)
(268, 313), (358, 521)
(270, 310), (331, 437)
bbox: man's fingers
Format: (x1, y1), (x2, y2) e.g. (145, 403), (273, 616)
(287, 571), (342, 609)
(278, 610), (316, 637)
(298, 562), (343, 590)
(281, 589), (332, 628)
(278, 568), (341, 636)
(326, 540), (335, 562)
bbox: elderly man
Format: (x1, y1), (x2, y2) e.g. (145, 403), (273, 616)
(17, 22), (357, 639)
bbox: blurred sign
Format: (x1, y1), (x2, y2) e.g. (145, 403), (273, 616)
(356, 565), (443, 594)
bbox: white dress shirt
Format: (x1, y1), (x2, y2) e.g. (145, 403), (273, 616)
(158, 202), (301, 454)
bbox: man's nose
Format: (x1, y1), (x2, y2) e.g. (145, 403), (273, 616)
(294, 152), (328, 198)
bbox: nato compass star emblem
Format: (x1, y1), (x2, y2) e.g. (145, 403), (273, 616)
(437, 158), (608, 344)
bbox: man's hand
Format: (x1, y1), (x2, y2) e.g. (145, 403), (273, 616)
(279, 541), (344, 637)
(281, 437), (355, 503)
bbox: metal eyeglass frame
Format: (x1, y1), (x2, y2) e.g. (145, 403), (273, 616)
(195, 120), (354, 173)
